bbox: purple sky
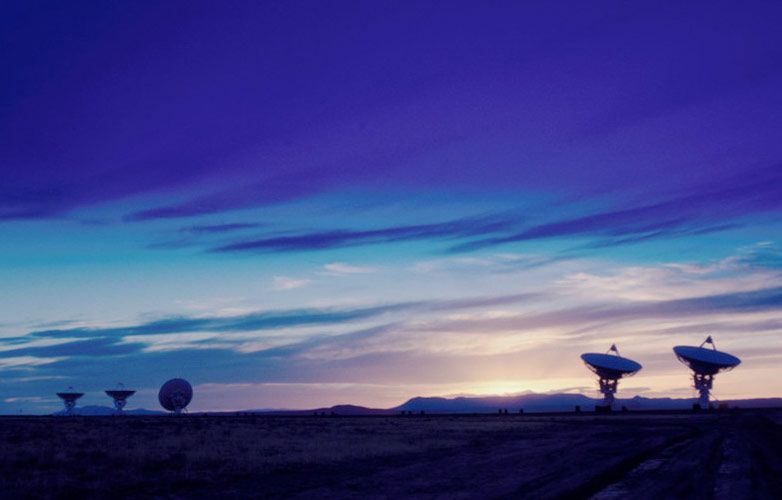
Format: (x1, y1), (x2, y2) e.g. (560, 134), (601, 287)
(1, 1), (781, 413)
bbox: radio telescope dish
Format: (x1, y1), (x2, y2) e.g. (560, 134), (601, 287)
(56, 387), (84, 416)
(158, 378), (192, 415)
(674, 336), (740, 409)
(581, 344), (642, 408)
(105, 383), (136, 415)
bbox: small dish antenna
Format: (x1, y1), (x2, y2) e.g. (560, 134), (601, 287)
(56, 387), (84, 416)
(581, 344), (642, 408)
(158, 378), (193, 415)
(105, 383), (136, 415)
(673, 336), (740, 409)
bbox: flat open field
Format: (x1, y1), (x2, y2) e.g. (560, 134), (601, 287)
(1, 411), (781, 499)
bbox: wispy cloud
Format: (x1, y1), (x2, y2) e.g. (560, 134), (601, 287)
(24, 304), (412, 340)
(154, 165), (782, 259)
(180, 223), (262, 234)
(4, 337), (143, 359)
(731, 242), (782, 269)
(126, 174), (323, 221)
(453, 165), (782, 251)
(0, 292), (549, 361)
(210, 215), (515, 253)
(0, 356), (65, 370)
(3, 396), (49, 403)
(293, 285), (782, 363)
(4, 280), (781, 372)
(272, 276), (312, 290)
(322, 262), (377, 275)
(411, 253), (560, 274)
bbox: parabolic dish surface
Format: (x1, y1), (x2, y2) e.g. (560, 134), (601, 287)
(581, 353), (642, 378)
(158, 378), (193, 411)
(56, 392), (84, 399)
(673, 345), (741, 374)
(105, 390), (136, 398)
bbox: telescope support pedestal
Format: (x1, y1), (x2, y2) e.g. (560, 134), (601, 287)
(63, 400), (76, 416)
(113, 398), (127, 414)
(599, 378), (618, 407)
(694, 373), (713, 409)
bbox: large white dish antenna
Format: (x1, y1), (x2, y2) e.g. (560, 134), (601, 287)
(581, 352), (642, 378)
(158, 378), (193, 415)
(673, 336), (740, 408)
(673, 345), (740, 375)
(581, 345), (642, 408)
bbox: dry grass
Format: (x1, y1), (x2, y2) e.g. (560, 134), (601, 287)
(0, 417), (526, 489)
(1, 413), (778, 498)
(0, 415), (549, 498)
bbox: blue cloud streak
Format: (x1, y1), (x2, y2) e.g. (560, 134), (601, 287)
(210, 216), (516, 253)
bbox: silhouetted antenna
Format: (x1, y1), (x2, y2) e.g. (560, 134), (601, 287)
(674, 336), (740, 409)
(581, 344), (642, 409)
(105, 383), (136, 415)
(56, 387), (84, 416)
(158, 378), (193, 415)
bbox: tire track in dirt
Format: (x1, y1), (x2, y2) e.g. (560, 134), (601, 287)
(586, 428), (720, 499)
(714, 415), (782, 499)
(588, 414), (782, 500)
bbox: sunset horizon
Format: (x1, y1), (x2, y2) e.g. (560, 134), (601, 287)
(3, 2), (781, 416)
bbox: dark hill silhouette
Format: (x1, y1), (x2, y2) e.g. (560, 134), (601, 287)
(395, 393), (596, 413)
(49, 395), (782, 416)
(313, 404), (392, 415)
(242, 394), (782, 415)
(242, 404), (394, 416)
(393, 393), (782, 413)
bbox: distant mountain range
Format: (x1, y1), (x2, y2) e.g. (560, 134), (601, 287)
(244, 394), (782, 415)
(233, 404), (393, 416)
(396, 393), (782, 413)
(54, 394), (782, 416)
(395, 393), (782, 413)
